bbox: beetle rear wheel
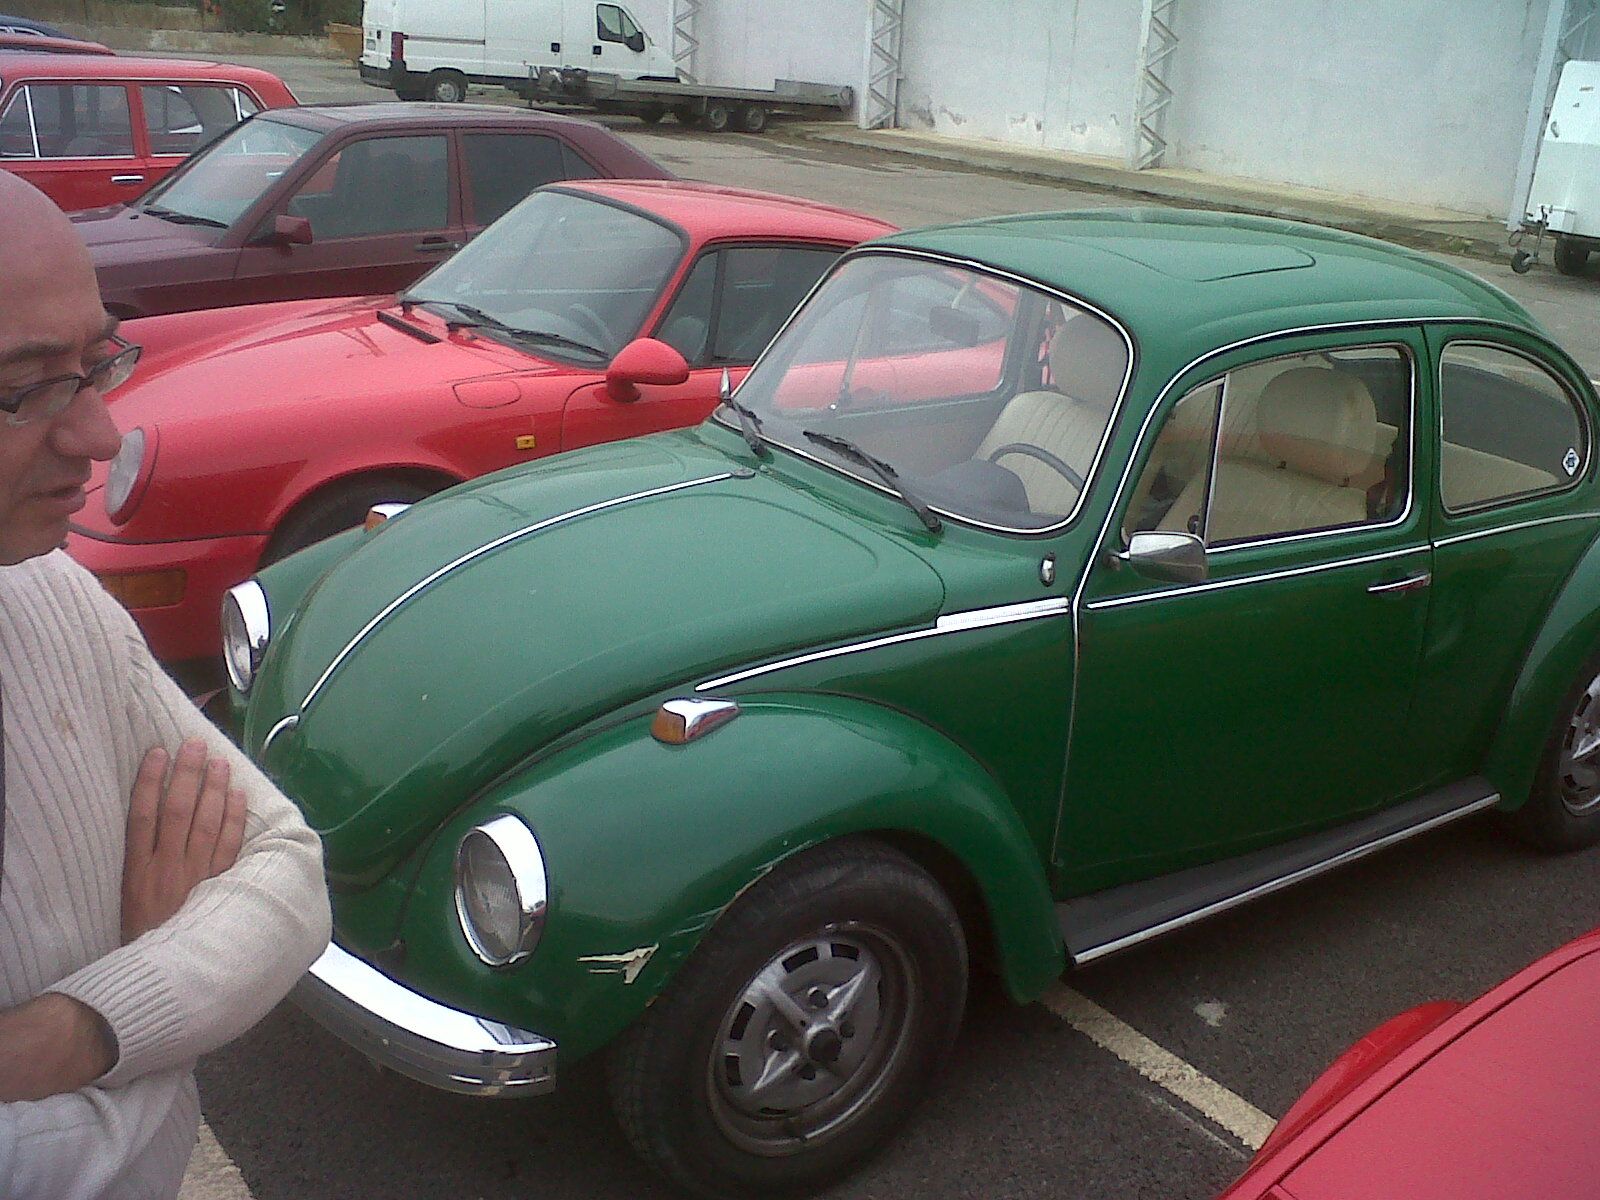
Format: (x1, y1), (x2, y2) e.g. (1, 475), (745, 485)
(1501, 651), (1600, 851)
(607, 839), (967, 1199)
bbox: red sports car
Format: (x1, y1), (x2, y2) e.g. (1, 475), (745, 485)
(1218, 927), (1600, 1200)
(70, 179), (894, 683)
(0, 49), (295, 211)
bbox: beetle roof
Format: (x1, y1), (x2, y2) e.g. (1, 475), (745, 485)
(878, 208), (1540, 368)
(551, 178), (899, 243)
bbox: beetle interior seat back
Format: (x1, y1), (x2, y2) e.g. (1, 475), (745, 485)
(975, 315), (1127, 515)
(1161, 367), (1381, 543)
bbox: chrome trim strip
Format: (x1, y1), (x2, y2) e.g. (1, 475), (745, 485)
(293, 942), (556, 1097)
(260, 713), (298, 755)
(719, 245), (1138, 537)
(300, 473), (734, 713)
(1071, 791), (1501, 965)
(1084, 544), (1425, 611)
(695, 597), (1069, 692)
(454, 813), (548, 968)
(1433, 511), (1600, 547)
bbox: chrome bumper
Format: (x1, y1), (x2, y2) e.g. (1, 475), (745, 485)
(293, 942), (557, 1096)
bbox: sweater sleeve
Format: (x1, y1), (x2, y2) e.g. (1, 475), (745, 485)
(0, 1067), (197, 1200)
(45, 562), (331, 1087)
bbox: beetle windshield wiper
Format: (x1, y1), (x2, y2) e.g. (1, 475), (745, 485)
(802, 429), (941, 533)
(417, 300), (606, 358)
(142, 205), (228, 229)
(718, 368), (767, 458)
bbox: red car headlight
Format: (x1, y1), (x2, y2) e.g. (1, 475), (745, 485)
(105, 425), (156, 524)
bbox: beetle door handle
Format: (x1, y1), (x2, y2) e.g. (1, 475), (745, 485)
(1367, 571), (1431, 595)
(111, 174), (145, 185)
(414, 236), (462, 253)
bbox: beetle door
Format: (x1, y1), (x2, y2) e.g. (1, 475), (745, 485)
(1062, 335), (1430, 893)
(1399, 326), (1600, 795)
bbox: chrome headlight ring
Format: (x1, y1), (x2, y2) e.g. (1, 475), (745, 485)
(454, 813), (549, 968)
(221, 580), (271, 694)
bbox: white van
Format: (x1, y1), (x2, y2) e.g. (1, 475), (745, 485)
(360, 0), (677, 103)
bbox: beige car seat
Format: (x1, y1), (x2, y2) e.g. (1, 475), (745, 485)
(975, 316), (1127, 515)
(1160, 367), (1382, 543)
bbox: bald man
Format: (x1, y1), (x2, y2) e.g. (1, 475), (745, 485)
(0, 174), (329, 1198)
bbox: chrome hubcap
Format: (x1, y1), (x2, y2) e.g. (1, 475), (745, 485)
(1559, 673), (1600, 814)
(708, 923), (913, 1156)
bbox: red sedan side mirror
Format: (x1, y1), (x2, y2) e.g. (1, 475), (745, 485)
(605, 337), (690, 402)
(272, 214), (314, 246)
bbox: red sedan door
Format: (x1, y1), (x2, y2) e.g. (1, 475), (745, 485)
(0, 79), (149, 210)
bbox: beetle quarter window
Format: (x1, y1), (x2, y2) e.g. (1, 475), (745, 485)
(1439, 342), (1587, 512)
(1129, 345), (1412, 547)
(1124, 380), (1222, 541)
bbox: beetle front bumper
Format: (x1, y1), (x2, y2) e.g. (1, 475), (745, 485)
(293, 942), (557, 1096)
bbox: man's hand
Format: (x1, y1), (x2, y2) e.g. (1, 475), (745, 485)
(121, 739), (247, 945)
(0, 993), (116, 1101)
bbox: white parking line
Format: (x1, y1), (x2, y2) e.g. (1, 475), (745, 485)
(178, 1120), (255, 1200)
(1040, 983), (1277, 1152)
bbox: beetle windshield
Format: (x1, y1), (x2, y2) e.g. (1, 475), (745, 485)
(404, 189), (684, 360)
(726, 254), (1131, 532)
(137, 115), (321, 229)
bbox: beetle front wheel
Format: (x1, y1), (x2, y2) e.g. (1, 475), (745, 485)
(1502, 651), (1600, 851)
(607, 839), (967, 1199)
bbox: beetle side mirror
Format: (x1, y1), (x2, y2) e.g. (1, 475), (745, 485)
(255, 214), (313, 247)
(1124, 531), (1208, 583)
(605, 337), (690, 402)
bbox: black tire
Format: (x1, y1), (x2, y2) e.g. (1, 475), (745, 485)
(701, 102), (733, 134)
(672, 103), (699, 126)
(423, 69), (468, 103)
(1554, 235), (1590, 277)
(1500, 649), (1600, 852)
(1511, 249), (1534, 274)
(736, 104), (769, 134)
(638, 102), (667, 125)
(394, 83), (426, 101)
(608, 839), (967, 1200)
(263, 477), (435, 565)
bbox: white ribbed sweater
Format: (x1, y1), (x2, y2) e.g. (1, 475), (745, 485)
(0, 551), (331, 1200)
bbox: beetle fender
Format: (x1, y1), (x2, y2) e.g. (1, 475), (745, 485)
(1485, 526), (1600, 805)
(395, 693), (1065, 1064)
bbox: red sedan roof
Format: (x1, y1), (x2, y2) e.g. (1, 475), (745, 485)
(554, 178), (897, 245)
(0, 50), (288, 93)
(0, 33), (113, 54)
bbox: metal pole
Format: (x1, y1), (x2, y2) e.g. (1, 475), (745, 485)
(860, 0), (904, 130)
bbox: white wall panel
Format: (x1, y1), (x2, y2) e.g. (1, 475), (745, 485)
(690, 0), (867, 90)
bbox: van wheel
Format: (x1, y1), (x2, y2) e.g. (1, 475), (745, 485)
(736, 104), (769, 134)
(1501, 650), (1600, 851)
(701, 102), (733, 133)
(1554, 235), (1590, 277)
(424, 70), (468, 103)
(263, 476), (436, 565)
(608, 839), (967, 1199)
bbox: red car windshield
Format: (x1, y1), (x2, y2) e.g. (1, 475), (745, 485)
(137, 115), (320, 229)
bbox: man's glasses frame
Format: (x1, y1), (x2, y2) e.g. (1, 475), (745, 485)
(0, 334), (141, 427)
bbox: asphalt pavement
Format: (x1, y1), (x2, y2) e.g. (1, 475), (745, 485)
(145, 50), (1600, 1200)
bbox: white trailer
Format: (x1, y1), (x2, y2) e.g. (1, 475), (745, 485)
(359, 0), (677, 103)
(1515, 60), (1600, 276)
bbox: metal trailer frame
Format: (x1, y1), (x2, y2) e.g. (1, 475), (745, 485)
(522, 68), (854, 134)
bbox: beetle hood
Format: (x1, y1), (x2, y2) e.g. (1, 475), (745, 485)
(248, 431), (945, 883)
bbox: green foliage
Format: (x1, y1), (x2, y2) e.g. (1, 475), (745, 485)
(217, 0), (273, 32)
(214, 0), (361, 34)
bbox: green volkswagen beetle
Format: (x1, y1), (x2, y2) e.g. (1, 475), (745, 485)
(226, 209), (1600, 1197)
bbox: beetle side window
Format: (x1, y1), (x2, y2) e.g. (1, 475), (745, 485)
(10, 83), (133, 159)
(1128, 345), (1412, 547)
(462, 133), (568, 226)
(1439, 342), (1587, 512)
(285, 135), (449, 238)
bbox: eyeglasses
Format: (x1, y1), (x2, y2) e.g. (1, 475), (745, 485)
(1, 335), (141, 427)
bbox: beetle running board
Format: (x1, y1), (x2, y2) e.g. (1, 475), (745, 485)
(1059, 778), (1500, 966)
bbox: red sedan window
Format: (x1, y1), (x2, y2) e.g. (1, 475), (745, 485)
(0, 82), (133, 158)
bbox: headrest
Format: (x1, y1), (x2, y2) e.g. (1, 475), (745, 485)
(1049, 315), (1127, 413)
(1256, 368), (1380, 485)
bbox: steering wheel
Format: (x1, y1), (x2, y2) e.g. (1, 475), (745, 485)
(986, 443), (1085, 493)
(565, 303), (612, 351)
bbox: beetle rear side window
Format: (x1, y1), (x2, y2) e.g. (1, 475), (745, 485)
(1439, 343), (1587, 512)
(1128, 345), (1412, 546)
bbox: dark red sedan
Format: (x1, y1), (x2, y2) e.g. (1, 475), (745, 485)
(70, 179), (894, 682)
(1219, 927), (1600, 1199)
(74, 103), (672, 319)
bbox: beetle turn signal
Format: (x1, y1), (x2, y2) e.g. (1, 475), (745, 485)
(651, 698), (740, 744)
(363, 502), (412, 533)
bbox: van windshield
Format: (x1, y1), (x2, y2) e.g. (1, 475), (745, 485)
(137, 115), (321, 229)
(404, 189), (684, 360)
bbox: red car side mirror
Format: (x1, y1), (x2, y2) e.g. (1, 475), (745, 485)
(272, 214), (314, 246)
(605, 337), (690, 402)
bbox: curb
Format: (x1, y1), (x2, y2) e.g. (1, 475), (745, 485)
(782, 125), (1511, 266)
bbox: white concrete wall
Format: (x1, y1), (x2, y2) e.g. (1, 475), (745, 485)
(896, 0), (1141, 157)
(1163, 0), (1554, 215)
(687, 0), (867, 91)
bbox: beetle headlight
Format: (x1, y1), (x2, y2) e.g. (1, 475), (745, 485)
(221, 580), (270, 694)
(455, 814), (548, 968)
(105, 425), (153, 524)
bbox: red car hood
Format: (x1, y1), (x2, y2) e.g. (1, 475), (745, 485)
(73, 206), (218, 264)
(1280, 944), (1600, 1199)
